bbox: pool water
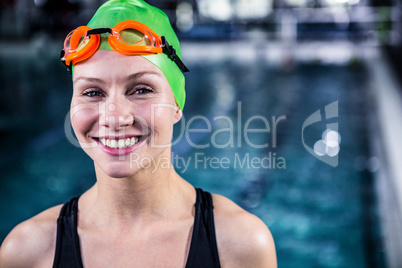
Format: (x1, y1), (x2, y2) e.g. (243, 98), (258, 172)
(0, 42), (385, 267)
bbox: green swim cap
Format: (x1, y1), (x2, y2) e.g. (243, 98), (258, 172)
(81, 0), (186, 110)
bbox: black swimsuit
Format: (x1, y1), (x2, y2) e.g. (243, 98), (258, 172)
(53, 188), (221, 267)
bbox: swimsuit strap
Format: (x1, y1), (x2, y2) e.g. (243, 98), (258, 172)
(53, 197), (84, 268)
(185, 188), (221, 268)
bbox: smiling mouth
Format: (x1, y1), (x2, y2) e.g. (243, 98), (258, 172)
(98, 136), (145, 149)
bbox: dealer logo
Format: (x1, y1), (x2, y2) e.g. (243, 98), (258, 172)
(301, 101), (340, 167)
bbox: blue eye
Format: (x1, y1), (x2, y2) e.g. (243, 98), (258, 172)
(83, 90), (103, 97)
(134, 88), (153, 94)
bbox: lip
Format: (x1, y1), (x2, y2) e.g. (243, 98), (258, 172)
(93, 135), (149, 156)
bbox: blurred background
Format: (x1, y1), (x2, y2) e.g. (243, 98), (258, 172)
(1, 0), (402, 267)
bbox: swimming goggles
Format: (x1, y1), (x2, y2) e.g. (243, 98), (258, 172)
(60, 20), (189, 73)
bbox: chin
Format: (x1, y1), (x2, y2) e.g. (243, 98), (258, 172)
(106, 170), (135, 179)
(97, 161), (141, 179)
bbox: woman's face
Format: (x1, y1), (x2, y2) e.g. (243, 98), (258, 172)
(71, 50), (181, 178)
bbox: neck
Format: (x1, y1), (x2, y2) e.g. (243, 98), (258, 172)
(83, 150), (192, 224)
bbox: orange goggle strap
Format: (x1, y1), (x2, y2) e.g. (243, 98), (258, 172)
(60, 22), (189, 74)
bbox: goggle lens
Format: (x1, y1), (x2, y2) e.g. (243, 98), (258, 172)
(64, 27), (90, 55)
(117, 28), (153, 47)
(65, 34), (90, 54)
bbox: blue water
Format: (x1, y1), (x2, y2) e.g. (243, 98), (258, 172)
(0, 43), (384, 267)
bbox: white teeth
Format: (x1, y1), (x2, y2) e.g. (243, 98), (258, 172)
(99, 137), (142, 149)
(118, 139), (125, 148)
(110, 140), (117, 148)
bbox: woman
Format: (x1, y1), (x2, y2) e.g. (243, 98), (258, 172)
(0, 0), (276, 267)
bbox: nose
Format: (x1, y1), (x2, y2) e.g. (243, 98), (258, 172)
(100, 100), (135, 130)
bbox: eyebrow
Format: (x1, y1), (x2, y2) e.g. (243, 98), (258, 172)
(73, 76), (104, 85)
(73, 71), (162, 85)
(125, 71), (162, 83)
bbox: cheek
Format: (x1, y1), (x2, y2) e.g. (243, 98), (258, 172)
(153, 100), (177, 120)
(150, 105), (177, 136)
(70, 102), (99, 138)
(135, 93), (178, 130)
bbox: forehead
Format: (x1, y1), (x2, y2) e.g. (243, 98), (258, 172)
(73, 50), (168, 85)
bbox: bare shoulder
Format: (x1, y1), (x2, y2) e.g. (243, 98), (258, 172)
(211, 194), (277, 268)
(0, 204), (63, 268)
